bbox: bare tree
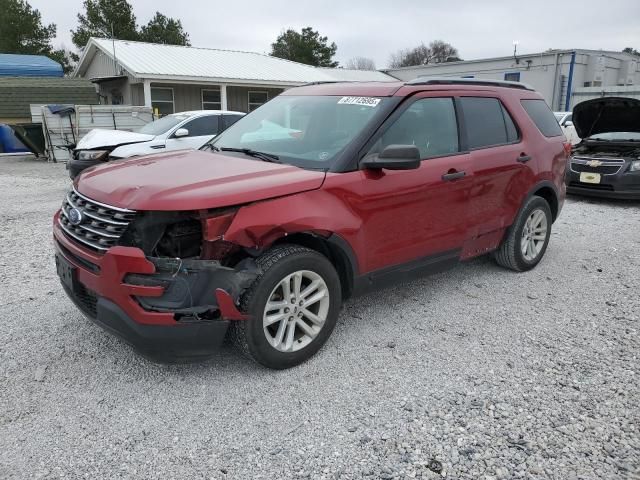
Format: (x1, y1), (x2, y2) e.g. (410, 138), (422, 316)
(345, 56), (376, 70)
(429, 40), (459, 63)
(388, 40), (461, 68)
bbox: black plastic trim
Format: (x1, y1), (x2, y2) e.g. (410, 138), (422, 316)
(352, 249), (460, 296)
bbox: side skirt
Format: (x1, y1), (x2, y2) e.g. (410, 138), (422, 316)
(352, 249), (461, 297)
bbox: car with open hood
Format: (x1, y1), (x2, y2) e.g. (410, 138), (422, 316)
(68, 110), (245, 179)
(566, 97), (640, 199)
(53, 78), (568, 369)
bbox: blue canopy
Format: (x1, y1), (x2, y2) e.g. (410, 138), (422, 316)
(0, 54), (63, 77)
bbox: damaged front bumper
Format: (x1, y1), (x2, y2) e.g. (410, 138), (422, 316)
(53, 212), (258, 362)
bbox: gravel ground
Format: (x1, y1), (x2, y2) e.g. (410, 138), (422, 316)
(1, 155), (639, 479)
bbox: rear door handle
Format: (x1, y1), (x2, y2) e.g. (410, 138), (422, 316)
(517, 154), (532, 163)
(442, 171), (466, 181)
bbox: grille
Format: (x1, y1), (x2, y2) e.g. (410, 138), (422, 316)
(75, 282), (98, 317)
(569, 181), (614, 191)
(570, 156), (624, 176)
(59, 188), (136, 252)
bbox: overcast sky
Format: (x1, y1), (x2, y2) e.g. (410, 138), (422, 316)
(30, 0), (640, 68)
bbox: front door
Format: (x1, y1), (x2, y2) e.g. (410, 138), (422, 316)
(349, 95), (473, 273)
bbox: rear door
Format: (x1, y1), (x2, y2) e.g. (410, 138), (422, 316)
(355, 94), (473, 273)
(459, 95), (530, 237)
(165, 115), (221, 151)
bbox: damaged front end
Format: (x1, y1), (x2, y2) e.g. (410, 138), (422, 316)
(119, 208), (261, 322)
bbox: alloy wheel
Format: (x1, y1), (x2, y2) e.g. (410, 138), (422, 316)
(521, 208), (548, 261)
(263, 270), (330, 353)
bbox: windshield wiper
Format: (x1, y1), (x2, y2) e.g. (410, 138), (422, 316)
(219, 147), (281, 163)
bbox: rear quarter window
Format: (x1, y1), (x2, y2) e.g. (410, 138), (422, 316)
(460, 97), (519, 149)
(521, 99), (563, 137)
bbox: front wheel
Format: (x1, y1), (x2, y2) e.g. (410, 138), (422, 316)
(494, 196), (552, 272)
(230, 245), (342, 369)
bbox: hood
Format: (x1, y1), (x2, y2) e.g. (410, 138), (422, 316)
(76, 150), (326, 211)
(75, 129), (155, 150)
(573, 97), (640, 138)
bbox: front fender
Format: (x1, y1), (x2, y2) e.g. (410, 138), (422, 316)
(224, 190), (362, 250)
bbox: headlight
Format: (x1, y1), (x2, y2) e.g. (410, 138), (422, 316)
(630, 160), (640, 172)
(77, 150), (109, 161)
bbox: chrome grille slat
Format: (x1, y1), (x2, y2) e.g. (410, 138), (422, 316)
(570, 156), (625, 176)
(59, 188), (136, 252)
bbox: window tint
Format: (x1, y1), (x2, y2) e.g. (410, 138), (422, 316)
(461, 97), (520, 149)
(181, 115), (219, 137)
(369, 97), (459, 159)
(502, 104), (519, 142)
(521, 99), (563, 137)
(222, 114), (243, 130)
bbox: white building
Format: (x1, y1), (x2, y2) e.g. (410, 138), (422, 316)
(74, 38), (395, 114)
(385, 49), (640, 110)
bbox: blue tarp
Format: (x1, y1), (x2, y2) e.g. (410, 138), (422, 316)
(0, 54), (63, 77)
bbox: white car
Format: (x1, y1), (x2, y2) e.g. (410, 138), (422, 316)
(554, 111), (580, 145)
(69, 110), (245, 178)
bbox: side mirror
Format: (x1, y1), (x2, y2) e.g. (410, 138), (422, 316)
(174, 128), (189, 138)
(564, 121), (573, 127)
(361, 144), (421, 170)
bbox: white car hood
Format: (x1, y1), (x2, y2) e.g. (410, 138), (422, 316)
(76, 129), (156, 150)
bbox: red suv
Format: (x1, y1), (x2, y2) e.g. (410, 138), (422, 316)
(54, 79), (568, 369)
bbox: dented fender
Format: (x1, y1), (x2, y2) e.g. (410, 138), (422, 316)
(224, 189), (363, 250)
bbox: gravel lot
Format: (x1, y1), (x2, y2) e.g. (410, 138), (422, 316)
(1, 155), (639, 479)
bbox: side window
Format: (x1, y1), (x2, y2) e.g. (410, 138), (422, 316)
(460, 97), (519, 149)
(368, 97), (459, 159)
(180, 116), (219, 137)
(222, 114), (243, 130)
(502, 104), (519, 143)
(521, 99), (563, 137)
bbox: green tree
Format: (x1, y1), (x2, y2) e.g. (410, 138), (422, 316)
(270, 27), (338, 67)
(71, 0), (139, 49)
(623, 47), (639, 56)
(0, 0), (75, 73)
(139, 12), (190, 46)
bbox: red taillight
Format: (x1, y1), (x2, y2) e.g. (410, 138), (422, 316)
(563, 142), (572, 157)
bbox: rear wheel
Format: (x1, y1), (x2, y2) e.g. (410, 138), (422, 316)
(230, 245), (341, 369)
(494, 196), (552, 272)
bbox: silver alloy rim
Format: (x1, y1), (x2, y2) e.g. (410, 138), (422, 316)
(521, 209), (548, 261)
(263, 270), (330, 353)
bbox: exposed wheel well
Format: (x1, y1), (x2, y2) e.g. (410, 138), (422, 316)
(272, 233), (355, 299)
(532, 186), (559, 221)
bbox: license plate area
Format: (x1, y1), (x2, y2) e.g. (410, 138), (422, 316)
(55, 253), (77, 292)
(580, 172), (601, 184)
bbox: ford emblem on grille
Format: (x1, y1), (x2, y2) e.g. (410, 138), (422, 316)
(68, 207), (84, 225)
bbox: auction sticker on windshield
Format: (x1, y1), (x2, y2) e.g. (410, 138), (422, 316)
(337, 97), (381, 107)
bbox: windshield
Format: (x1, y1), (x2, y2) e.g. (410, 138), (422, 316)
(588, 132), (640, 141)
(205, 95), (389, 168)
(137, 115), (189, 136)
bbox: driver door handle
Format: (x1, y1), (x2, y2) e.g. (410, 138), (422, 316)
(442, 171), (466, 181)
(517, 153), (532, 163)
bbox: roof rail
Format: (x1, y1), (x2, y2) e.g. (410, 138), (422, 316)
(298, 80), (346, 87)
(406, 77), (534, 91)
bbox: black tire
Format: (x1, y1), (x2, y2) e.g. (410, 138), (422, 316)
(229, 244), (342, 369)
(494, 196), (552, 272)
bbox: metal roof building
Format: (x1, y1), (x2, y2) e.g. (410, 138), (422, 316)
(0, 54), (63, 77)
(74, 38), (395, 114)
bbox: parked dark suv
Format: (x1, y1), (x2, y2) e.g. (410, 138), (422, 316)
(53, 78), (569, 369)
